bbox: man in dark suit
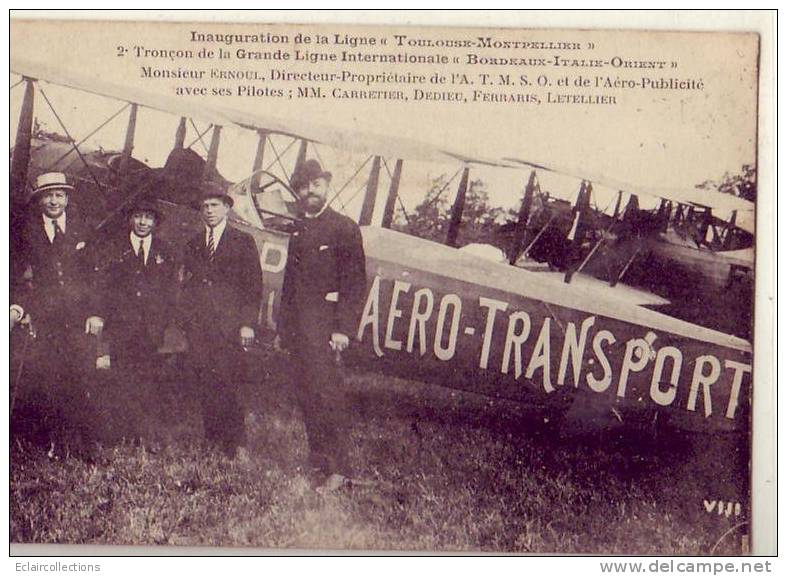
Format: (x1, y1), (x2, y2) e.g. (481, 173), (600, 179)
(91, 195), (177, 442)
(275, 159), (367, 490)
(10, 172), (104, 453)
(97, 195), (176, 369)
(180, 183), (262, 458)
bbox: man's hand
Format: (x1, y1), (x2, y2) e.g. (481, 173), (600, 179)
(240, 326), (255, 348)
(329, 332), (350, 353)
(85, 316), (105, 336)
(10, 307), (23, 332)
(96, 355), (111, 370)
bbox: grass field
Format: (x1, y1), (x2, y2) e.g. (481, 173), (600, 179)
(10, 361), (750, 554)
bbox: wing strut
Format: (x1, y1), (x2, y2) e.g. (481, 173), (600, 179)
(381, 158), (404, 229)
(117, 103), (138, 180)
(573, 198), (625, 278)
(250, 130), (268, 191)
(266, 136), (297, 185)
(358, 155), (382, 226)
(611, 241), (642, 287)
(203, 125), (222, 179)
(173, 117), (187, 149)
(10, 77), (35, 261)
(43, 102), (130, 174)
(656, 198), (671, 233)
(564, 181), (592, 283)
(611, 190), (623, 219)
(327, 154), (373, 209)
(11, 78), (35, 197)
(445, 166), (470, 247)
(508, 170), (538, 265)
(38, 86), (105, 196)
(723, 210), (738, 250)
(188, 119), (212, 154)
(521, 213), (557, 260)
(293, 139), (308, 177)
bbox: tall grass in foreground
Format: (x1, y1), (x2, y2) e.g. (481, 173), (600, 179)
(10, 370), (748, 553)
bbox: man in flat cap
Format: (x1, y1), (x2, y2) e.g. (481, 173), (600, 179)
(10, 172), (104, 454)
(180, 183), (262, 458)
(276, 159), (367, 490)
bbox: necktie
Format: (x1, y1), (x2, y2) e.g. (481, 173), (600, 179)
(137, 240), (146, 267)
(51, 219), (63, 245)
(207, 227), (216, 261)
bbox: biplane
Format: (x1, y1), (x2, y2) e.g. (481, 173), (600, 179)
(10, 55), (753, 436)
(500, 157), (755, 338)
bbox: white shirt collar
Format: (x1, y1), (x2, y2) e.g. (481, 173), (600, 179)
(42, 212), (67, 242)
(130, 232), (152, 263)
(130, 232), (151, 250)
(205, 218), (228, 246)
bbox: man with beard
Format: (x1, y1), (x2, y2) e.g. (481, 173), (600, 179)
(275, 159), (367, 491)
(180, 183), (262, 458)
(10, 172), (104, 456)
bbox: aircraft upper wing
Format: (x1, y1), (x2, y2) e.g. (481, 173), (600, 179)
(12, 55), (499, 167)
(12, 57), (230, 126)
(222, 106), (454, 164)
(11, 54), (757, 232)
(505, 157), (755, 235)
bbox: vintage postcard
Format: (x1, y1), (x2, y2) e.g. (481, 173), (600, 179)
(8, 12), (770, 556)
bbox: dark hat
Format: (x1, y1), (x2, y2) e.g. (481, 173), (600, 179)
(290, 159), (332, 192)
(126, 195), (164, 223)
(27, 172), (75, 204)
(196, 181), (234, 208)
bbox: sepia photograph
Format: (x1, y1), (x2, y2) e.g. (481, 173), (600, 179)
(7, 11), (773, 557)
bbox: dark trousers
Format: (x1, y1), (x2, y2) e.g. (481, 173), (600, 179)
(95, 334), (168, 445)
(11, 325), (98, 453)
(189, 341), (246, 456)
(292, 337), (351, 477)
(108, 325), (160, 372)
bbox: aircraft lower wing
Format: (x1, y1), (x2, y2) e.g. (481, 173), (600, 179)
(348, 227), (751, 433)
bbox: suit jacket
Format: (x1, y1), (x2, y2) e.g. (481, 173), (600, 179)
(12, 209), (98, 338)
(97, 233), (177, 358)
(278, 207), (366, 351)
(180, 223), (263, 350)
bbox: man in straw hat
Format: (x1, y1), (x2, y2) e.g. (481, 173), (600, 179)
(180, 182), (262, 458)
(10, 172), (105, 455)
(275, 159), (367, 491)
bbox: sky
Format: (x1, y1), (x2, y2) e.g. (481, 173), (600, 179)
(10, 18), (759, 224)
